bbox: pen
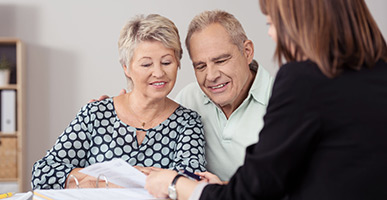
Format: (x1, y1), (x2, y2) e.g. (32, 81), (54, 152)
(0, 192), (13, 199)
(181, 169), (202, 181)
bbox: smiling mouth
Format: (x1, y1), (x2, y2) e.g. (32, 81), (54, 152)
(151, 82), (166, 86)
(209, 82), (229, 89)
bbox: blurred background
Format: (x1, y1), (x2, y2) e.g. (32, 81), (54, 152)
(0, 0), (385, 191)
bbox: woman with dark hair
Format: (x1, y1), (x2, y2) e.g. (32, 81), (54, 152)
(145, 0), (387, 199)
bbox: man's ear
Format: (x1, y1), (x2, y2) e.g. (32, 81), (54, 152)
(243, 40), (254, 64)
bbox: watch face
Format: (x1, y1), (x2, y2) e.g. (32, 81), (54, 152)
(168, 185), (177, 200)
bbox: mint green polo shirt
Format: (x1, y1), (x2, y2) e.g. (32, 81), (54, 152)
(175, 66), (274, 181)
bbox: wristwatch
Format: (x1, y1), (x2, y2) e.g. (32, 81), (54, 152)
(168, 174), (184, 200)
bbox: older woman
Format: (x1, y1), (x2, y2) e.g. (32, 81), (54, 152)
(31, 14), (206, 189)
(145, 0), (387, 199)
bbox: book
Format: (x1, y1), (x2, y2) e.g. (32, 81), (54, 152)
(1, 90), (16, 133)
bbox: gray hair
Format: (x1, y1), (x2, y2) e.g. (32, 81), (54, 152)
(185, 10), (248, 57)
(118, 14), (182, 89)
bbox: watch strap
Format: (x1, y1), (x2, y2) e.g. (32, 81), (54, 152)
(171, 174), (184, 186)
(168, 174), (184, 200)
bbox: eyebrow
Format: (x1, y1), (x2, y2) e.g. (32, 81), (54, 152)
(161, 54), (174, 59)
(192, 54), (232, 67)
(139, 54), (174, 61)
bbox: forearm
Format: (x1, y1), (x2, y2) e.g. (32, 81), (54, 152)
(65, 168), (83, 188)
(176, 178), (206, 200)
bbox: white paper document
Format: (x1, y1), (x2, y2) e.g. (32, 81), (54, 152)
(32, 159), (166, 200)
(33, 188), (164, 200)
(6, 192), (33, 200)
(79, 158), (146, 188)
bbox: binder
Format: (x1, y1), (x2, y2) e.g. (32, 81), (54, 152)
(1, 90), (16, 133)
(32, 175), (165, 200)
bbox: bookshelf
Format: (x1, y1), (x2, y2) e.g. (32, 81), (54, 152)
(0, 38), (25, 192)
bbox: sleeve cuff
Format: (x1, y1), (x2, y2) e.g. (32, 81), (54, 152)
(188, 182), (208, 200)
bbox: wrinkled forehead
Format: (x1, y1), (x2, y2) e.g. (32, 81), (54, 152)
(188, 23), (235, 53)
(189, 33), (240, 65)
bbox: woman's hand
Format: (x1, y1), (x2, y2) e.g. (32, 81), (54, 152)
(65, 168), (123, 188)
(196, 171), (223, 184)
(145, 169), (178, 198)
(134, 166), (161, 175)
(146, 169), (203, 200)
(88, 89), (127, 103)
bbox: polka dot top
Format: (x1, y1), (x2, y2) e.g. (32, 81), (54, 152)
(31, 98), (206, 189)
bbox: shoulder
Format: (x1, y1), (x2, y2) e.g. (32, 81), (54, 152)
(269, 61), (328, 108)
(171, 106), (203, 136)
(174, 105), (202, 120)
(277, 60), (323, 78)
(170, 105), (203, 129)
(79, 98), (115, 115)
(275, 60), (326, 89)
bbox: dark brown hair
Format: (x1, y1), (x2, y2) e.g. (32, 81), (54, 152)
(260, 0), (387, 77)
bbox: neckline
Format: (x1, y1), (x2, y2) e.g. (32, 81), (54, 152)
(108, 98), (182, 131)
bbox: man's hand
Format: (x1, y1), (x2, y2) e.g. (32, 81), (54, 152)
(196, 171), (223, 184)
(88, 89), (127, 103)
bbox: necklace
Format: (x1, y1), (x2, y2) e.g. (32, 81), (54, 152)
(126, 103), (167, 129)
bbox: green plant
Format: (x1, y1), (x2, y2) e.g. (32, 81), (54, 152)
(0, 55), (13, 70)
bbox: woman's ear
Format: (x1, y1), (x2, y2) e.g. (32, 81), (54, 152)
(243, 40), (254, 64)
(123, 64), (131, 78)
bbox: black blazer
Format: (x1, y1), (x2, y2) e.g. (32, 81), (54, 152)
(200, 60), (387, 200)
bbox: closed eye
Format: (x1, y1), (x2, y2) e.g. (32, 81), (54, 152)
(195, 64), (206, 70)
(215, 59), (227, 64)
(141, 63), (152, 67)
(211, 54), (232, 65)
(214, 57), (231, 65)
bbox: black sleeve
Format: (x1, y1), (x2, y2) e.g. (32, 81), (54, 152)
(200, 62), (322, 200)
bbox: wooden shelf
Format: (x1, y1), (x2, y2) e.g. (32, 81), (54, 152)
(0, 84), (17, 90)
(0, 178), (18, 182)
(0, 38), (24, 192)
(0, 133), (17, 137)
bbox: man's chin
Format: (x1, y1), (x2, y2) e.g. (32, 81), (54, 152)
(208, 96), (230, 107)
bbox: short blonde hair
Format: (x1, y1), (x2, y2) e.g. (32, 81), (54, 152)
(185, 10), (248, 57)
(118, 14), (182, 89)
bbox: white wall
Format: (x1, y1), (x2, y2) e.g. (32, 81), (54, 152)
(0, 0), (385, 191)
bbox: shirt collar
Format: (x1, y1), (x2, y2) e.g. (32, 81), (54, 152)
(249, 65), (273, 106)
(203, 91), (212, 105)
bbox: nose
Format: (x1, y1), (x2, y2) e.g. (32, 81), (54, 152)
(206, 64), (220, 82)
(152, 64), (166, 78)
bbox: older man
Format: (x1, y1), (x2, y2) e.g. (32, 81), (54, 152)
(175, 10), (273, 181)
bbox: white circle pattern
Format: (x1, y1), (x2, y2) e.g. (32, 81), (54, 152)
(31, 98), (206, 189)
